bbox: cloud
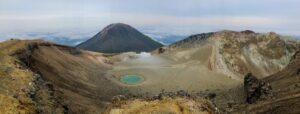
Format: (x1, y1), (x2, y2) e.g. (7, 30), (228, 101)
(0, 0), (300, 41)
(107, 14), (300, 35)
(0, 13), (299, 40)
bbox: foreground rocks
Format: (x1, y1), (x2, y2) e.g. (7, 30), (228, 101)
(105, 96), (216, 114)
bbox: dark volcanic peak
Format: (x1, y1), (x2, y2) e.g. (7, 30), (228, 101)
(168, 32), (214, 48)
(77, 23), (163, 53)
(100, 23), (132, 35)
(175, 33), (214, 44)
(241, 30), (255, 34)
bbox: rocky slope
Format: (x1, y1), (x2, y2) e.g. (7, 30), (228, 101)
(0, 40), (66, 113)
(77, 23), (163, 53)
(228, 47), (300, 113)
(155, 30), (299, 80)
(0, 39), (126, 113)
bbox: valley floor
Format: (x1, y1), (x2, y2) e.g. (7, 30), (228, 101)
(107, 52), (241, 97)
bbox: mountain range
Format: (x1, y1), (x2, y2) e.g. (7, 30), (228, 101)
(37, 37), (87, 46)
(36, 33), (184, 47)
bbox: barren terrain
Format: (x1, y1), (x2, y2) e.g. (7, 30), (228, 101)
(0, 30), (299, 114)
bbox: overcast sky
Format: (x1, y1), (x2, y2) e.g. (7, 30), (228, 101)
(0, 0), (299, 40)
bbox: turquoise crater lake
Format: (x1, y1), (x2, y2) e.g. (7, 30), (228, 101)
(120, 75), (144, 85)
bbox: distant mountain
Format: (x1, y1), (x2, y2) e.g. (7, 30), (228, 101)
(39, 34), (183, 46)
(38, 37), (87, 46)
(1, 32), (89, 46)
(152, 35), (186, 45)
(77, 23), (163, 53)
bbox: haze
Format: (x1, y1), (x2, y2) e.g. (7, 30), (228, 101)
(0, 0), (300, 41)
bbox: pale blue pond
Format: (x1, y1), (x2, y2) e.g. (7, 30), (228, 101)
(120, 75), (144, 85)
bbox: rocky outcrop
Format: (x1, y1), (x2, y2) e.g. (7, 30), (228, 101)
(105, 97), (216, 114)
(158, 47), (166, 54)
(157, 30), (299, 80)
(212, 31), (298, 79)
(229, 49), (300, 114)
(244, 73), (272, 104)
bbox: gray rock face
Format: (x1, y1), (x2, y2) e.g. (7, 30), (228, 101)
(77, 23), (163, 53)
(244, 73), (272, 104)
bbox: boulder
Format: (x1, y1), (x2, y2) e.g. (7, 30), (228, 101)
(244, 73), (272, 104)
(158, 47), (166, 54)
